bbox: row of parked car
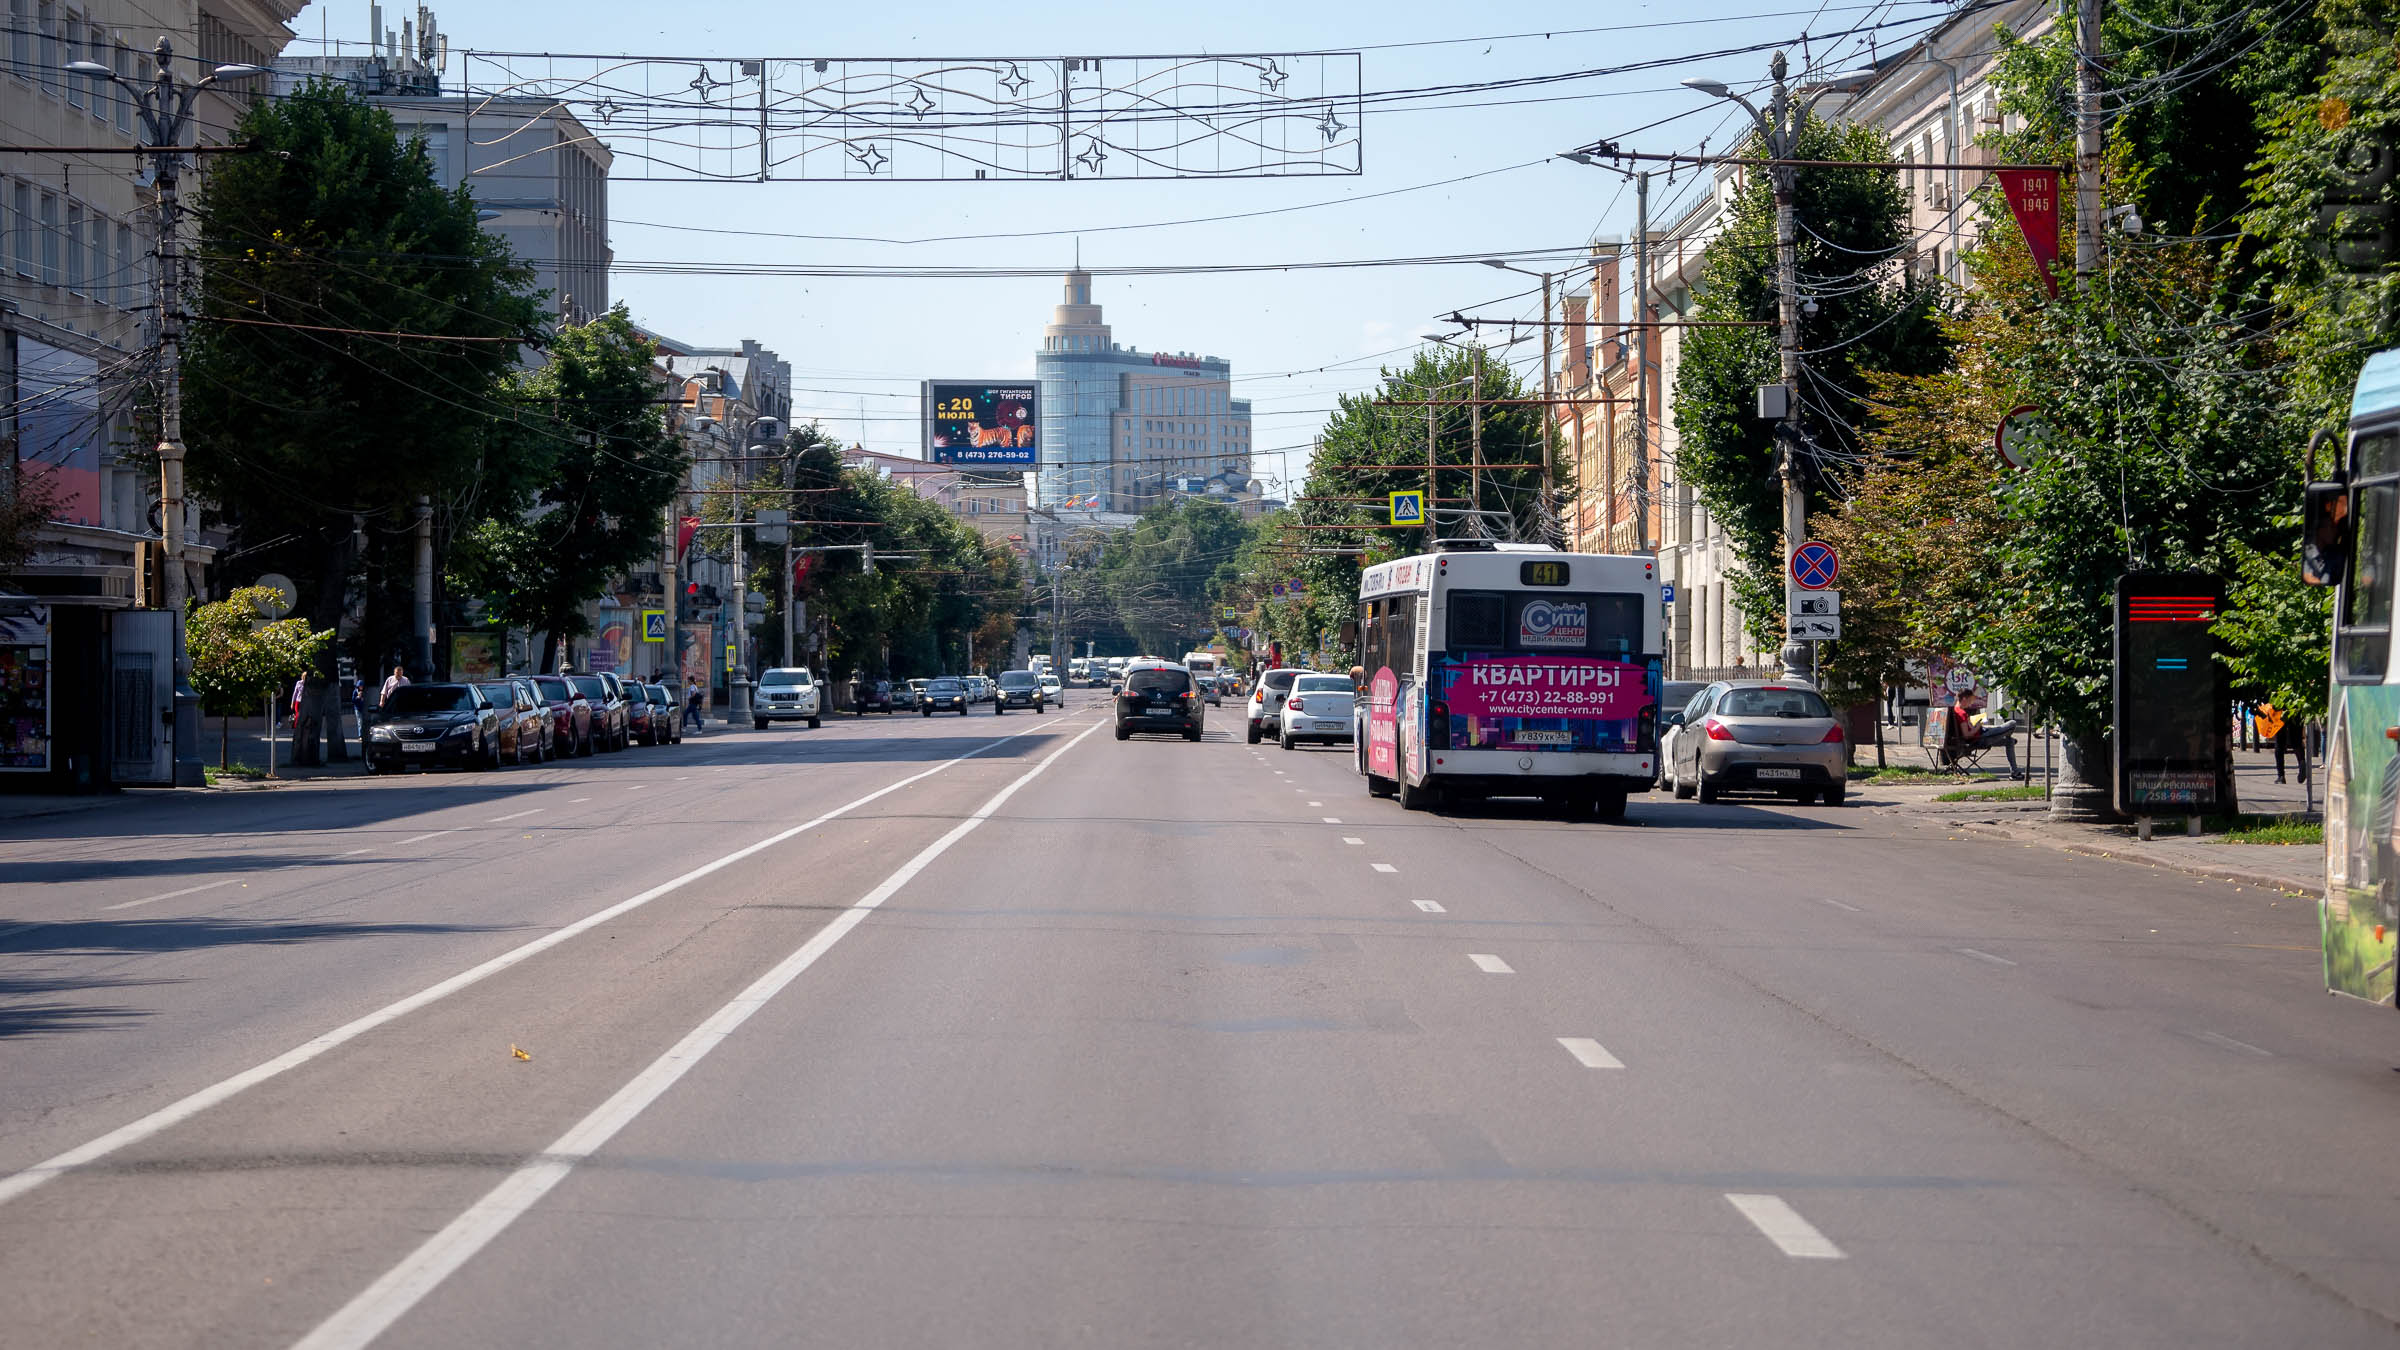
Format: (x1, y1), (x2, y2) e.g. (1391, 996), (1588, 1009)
(869, 672), (1066, 713)
(365, 671), (684, 773)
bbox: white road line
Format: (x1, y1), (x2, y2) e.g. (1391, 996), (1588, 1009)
(625, 785), (648, 792)
(1557, 1036), (1624, 1069)
(569, 797), (591, 803)
(1817, 897), (1861, 912)
(1322, 817), (1343, 824)
(339, 848), (373, 857)
(1955, 946), (2017, 967)
(1342, 837), (1365, 846)
(104, 878), (239, 912)
(488, 809), (543, 824)
(2191, 1029), (2273, 1057)
(1413, 899), (1446, 913)
(675, 776), (691, 781)
(394, 831), (453, 846)
(289, 718), (1104, 1350)
(1308, 800), (1323, 806)
(1371, 862), (1399, 874)
(1725, 1193), (1844, 1259)
(1469, 953), (1514, 974)
(0, 719), (1073, 1215)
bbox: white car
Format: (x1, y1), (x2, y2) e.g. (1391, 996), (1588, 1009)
(1244, 668), (1305, 745)
(753, 667), (822, 730)
(1039, 673), (1063, 701)
(1278, 672), (1357, 749)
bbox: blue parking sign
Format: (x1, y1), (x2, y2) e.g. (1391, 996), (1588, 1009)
(1660, 583), (1675, 604)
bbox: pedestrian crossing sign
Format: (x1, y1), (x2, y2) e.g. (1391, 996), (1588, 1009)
(1388, 489), (1426, 526)
(640, 609), (667, 643)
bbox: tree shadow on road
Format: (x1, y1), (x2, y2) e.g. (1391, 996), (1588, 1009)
(0, 916), (507, 958)
(0, 972), (179, 1039)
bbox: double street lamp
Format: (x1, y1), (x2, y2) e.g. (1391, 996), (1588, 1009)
(1680, 51), (1872, 683)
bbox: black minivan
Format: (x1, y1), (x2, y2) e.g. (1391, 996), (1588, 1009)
(1113, 662), (1202, 742)
(995, 669), (1046, 714)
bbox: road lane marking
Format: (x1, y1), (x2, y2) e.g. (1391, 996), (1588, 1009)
(1371, 863), (1399, 874)
(1817, 897), (1861, 912)
(1308, 800), (1322, 806)
(290, 718), (1106, 1350)
(1322, 817), (1343, 824)
(1557, 1037), (1624, 1069)
(1726, 1193), (1844, 1259)
(1469, 953), (1513, 974)
(0, 717), (1085, 1215)
(395, 831), (453, 846)
(625, 785), (648, 792)
(569, 797), (591, 803)
(1955, 947), (2016, 967)
(104, 878), (239, 912)
(1343, 837), (1364, 846)
(2191, 1029), (2273, 1057)
(1414, 899), (1446, 913)
(339, 848), (373, 857)
(488, 809), (543, 824)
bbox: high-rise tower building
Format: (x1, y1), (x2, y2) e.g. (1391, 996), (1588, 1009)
(1033, 270), (1254, 515)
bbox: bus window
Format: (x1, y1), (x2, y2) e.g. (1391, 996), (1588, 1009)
(1447, 592), (1509, 650)
(2341, 472), (2397, 682)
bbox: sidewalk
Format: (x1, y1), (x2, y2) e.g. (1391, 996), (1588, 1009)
(1862, 742), (2323, 896)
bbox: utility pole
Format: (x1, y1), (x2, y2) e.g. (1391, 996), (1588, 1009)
(1469, 351), (1484, 535)
(1631, 170), (1652, 556)
(1538, 272), (1555, 534)
(2073, 0), (2103, 287)
(73, 39), (265, 784)
(412, 497), (434, 676)
(1680, 52), (1871, 684)
(660, 499), (679, 683)
(1424, 393), (1436, 552)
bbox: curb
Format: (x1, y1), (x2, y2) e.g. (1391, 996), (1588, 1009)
(1945, 819), (2318, 895)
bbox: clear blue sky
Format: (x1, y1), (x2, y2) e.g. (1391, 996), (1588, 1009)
(289, 0), (1943, 493)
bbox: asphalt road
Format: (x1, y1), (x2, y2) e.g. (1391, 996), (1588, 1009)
(3, 692), (2398, 1348)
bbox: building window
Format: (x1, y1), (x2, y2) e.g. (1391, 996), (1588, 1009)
(10, 183), (27, 275)
(8, 0), (28, 78)
(61, 12), (78, 108)
(40, 192), (59, 284)
(36, 0), (56, 93)
(64, 202), (82, 291)
(115, 220), (131, 308)
(112, 37), (128, 131)
(87, 209), (104, 301)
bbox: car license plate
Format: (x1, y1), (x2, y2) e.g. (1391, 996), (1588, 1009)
(1512, 730), (1570, 745)
(1756, 767), (1801, 780)
(1147, 707), (1175, 717)
(402, 741), (435, 753)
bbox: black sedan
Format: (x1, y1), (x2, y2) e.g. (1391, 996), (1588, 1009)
(367, 683), (505, 772)
(994, 669), (1045, 714)
(918, 677), (971, 716)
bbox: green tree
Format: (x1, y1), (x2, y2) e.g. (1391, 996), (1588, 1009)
(1088, 499), (1253, 655)
(449, 306), (686, 672)
(185, 587), (335, 766)
(182, 78), (545, 704)
(1673, 115), (1947, 635)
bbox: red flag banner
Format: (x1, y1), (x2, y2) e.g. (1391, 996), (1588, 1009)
(677, 514), (701, 558)
(1994, 168), (2061, 298)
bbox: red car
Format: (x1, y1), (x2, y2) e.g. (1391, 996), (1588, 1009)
(528, 674), (595, 756)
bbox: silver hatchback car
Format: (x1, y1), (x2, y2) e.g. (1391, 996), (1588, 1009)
(1662, 680), (1848, 805)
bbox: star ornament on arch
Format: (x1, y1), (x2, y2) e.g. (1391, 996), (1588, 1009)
(687, 67), (725, 101)
(903, 85), (936, 120)
(1317, 108), (1347, 143)
(850, 143), (888, 175)
(996, 61), (1032, 97)
(1257, 58), (1288, 91)
(591, 96), (619, 124)
(1075, 139), (1107, 174)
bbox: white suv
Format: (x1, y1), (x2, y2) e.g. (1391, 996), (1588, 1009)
(1244, 668), (1305, 745)
(753, 668), (822, 730)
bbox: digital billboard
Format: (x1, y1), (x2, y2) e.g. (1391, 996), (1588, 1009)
(925, 381), (1038, 467)
(2113, 572), (2229, 816)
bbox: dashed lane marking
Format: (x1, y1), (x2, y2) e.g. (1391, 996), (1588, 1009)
(1342, 837), (1365, 846)
(1371, 863), (1399, 874)
(105, 878), (239, 912)
(1414, 899), (1446, 913)
(1955, 947), (2016, 967)
(1725, 1193), (1844, 1259)
(1557, 1037), (1624, 1069)
(1817, 897), (1861, 912)
(395, 831), (453, 846)
(489, 809), (543, 824)
(2191, 1029), (2273, 1057)
(1468, 953), (1514, 974)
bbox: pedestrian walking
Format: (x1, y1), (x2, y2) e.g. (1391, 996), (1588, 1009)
(379, 664), (408, 704)
(289, 674), (306, 731)
(2263, 703), (2309, 784)
(683, 678), (705, 733)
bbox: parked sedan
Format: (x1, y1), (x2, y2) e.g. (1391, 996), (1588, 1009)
(570, 674), (628, 752)
(477, 679), (550, 764)
(994, 669), (1045, 714)
(642, 683), (682, 744)
(1277, 673), (1357, 750)
(855, 678), (895, 714)
(625, 686), (660, 745)
(1663, 680), (1848, 806)
(366, 683), (505, 772)
(918, 677), (970, 716)
(529, 674), (594, 756)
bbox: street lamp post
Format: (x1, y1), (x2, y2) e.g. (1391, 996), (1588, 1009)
(1482, 260), (1560, 541)
(1681, 52), (1872, 684)
(70, 40), (266, 785)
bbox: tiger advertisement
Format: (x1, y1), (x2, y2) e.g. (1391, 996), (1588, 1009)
(925, 382), (1038, 467)
(2324, 684), (2400, 1006)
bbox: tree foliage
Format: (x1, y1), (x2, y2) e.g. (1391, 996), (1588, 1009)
(449, 306), (685, 671)
(187, 587), (335, 764)
(1673, 115), (1947, 635)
